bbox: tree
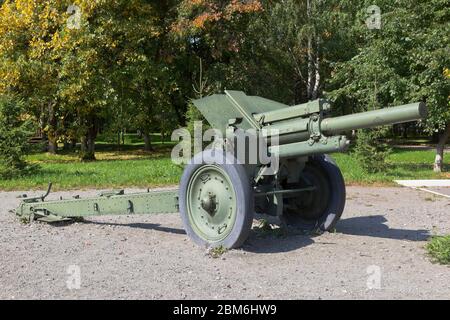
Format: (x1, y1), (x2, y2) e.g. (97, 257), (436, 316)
(329, 0), (450, 171)
(172, 0), (362, 106)
(0, 0), (68, 154)
(0, 0), (183, 159)
(173, 0), (264, 94)
(0, 95), (33, 178)
(126, 0), (181, 151)
(55, 0), (167, 160)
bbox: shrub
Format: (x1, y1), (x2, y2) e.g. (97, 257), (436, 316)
(354, 127), (392, 173)
(0, 95), (34, 179)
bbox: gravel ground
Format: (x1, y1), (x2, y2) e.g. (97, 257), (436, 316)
(0, 186), (449, 300)
(427, 187), (450, 197)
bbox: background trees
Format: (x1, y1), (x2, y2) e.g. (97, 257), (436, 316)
(328, 0), (449, 172)
(0, 0), (448, 172)
(0, 95), (33, 178)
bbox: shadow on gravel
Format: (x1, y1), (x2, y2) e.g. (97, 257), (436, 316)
(82, 221), (186, 235)
(336, 215), (429, 241)
(243, 232), (315, 253)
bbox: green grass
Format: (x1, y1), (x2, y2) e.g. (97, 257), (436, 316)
(0, 157), (182, 190)
(426, 235), (450, 265)
(0, 138), (448, 191)
(333, 149), (449, 185)
(0, 138), (182, 190)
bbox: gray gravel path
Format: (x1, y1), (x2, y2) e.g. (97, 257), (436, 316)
(0, 186), (449, 300)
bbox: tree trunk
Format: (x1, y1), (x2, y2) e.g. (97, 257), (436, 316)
(117, 131), (121, 150)
(80, 116), (97, 161)
(47, 132), (58, 154)
(307, 39), (313, 100)
(143, 132), (153, 151)
(306, 0), (321, 101)
(87, 134), (95, 158)
(80, 135), (87, 154)
(434, 123), (450, 172)
(306, 0), (313, 100)
(311, 35), (321, 100)
(81, 132), (96, 161)
(47, 102), (58, 154)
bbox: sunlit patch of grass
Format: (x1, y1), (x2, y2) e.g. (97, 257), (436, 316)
(426, 235), (450, 265)
(332, 148), (448, 185)
(26, 146), (174, 163)
(27, 152), (78, 163)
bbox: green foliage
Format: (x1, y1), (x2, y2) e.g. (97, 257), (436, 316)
(0, 0), (447, 171)
(186, 102), (201, 135)
(354, 128), (392, 173)
(426, 235), (450, 265)
(0, 0), (185, 159)
(329, 0), (449, 133)
(0, 95), (33, 178)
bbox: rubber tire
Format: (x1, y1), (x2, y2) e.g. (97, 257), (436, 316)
(179, 150), (254, 249)
(284, 154), (346, 232)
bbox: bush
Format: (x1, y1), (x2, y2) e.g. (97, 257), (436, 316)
(354, 128), (392, 173)
(0, 95), (34, 179)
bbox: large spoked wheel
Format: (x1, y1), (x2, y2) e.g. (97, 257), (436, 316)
(179, 150), (253, 249)
(283, 155), (346, 232)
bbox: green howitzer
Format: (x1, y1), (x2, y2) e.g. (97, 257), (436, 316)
(16, 91), (427, 249)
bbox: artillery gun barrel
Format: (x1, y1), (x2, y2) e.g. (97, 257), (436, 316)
(321, 102), (427, 134)
(262, 102), (427, 141)
(263, 102), (427, 159)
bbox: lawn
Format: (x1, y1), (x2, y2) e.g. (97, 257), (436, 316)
(0, 135), (183, 191)
(426, 235), (450, 265)
(0, 137), (448, 191)
(333, 148), (449, 185)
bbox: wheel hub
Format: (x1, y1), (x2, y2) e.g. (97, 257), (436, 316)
(201, 193), (218, 215)
(186, 165), (237, 242)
